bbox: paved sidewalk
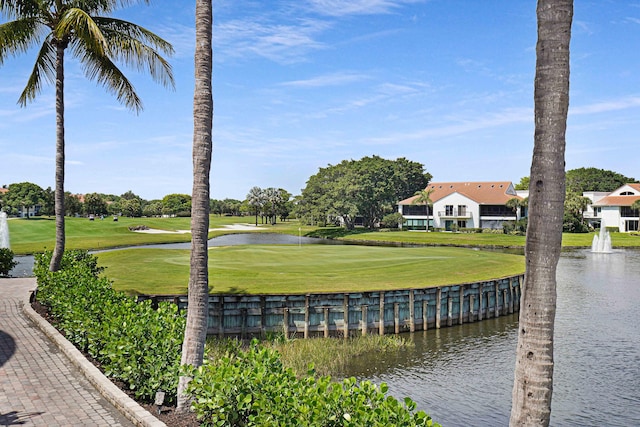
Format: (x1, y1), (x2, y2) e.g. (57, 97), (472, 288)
(0, 277), (161, 426)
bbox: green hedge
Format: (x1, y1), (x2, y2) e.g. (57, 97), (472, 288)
(33, 250), (185, 403)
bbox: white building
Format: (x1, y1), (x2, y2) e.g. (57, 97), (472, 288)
(398, 181), (524, 231)
(583, 183), (640, 232)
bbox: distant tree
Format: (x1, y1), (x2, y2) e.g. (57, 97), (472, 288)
(4, 182), (45, 218)
(142, 200), (163, 217)
(121, 190), (142, 200)
(563, 192), (591, 232)
(506, 197), (523, 219)
(162, 194), (192, 216)
(40, 187), (55, 216)
(566, 167), (636, 193)
(299, 156), (430, 230)
(0, 0), (175, 271)
(222, 198), (242, 216)
(277, 189), (293, 221)
(83, 193), (108, 215)
(64, 193), (82, 216)
(246, 187), (265, 226)
(514, 176), (530, 190)
(120, 198), (142, 217)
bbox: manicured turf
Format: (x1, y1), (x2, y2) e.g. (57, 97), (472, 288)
(97, 245), (525, 295)
(6, 215), (285, 255)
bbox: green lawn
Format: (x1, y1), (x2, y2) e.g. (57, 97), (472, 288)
(6, 215), (294, 255)
(8, 215), (640, 256)
(337, 229), (640, 248)
(97, 245), (525, 295)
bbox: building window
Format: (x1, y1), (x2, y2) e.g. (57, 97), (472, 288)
(626, 220), (639, 232)
(621, 207), (640, 217)
(458, 205), (467, 216)
(445, 205), (454, 216)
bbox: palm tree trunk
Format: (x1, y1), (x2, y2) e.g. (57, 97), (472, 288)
(49, 42), (66, 272)
(510, 1), (572, 426)
(177, 0), (213, 412)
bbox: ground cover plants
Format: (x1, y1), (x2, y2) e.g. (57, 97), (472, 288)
(97, 245), (526, 295)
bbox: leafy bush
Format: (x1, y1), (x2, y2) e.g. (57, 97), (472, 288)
(381, 212), (404, 229)
(0, 248), (18, 276)
(33, 250), (185, 403)
(185, 340), (439, 427)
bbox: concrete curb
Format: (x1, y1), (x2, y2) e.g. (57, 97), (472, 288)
(22, 291), (167, 427)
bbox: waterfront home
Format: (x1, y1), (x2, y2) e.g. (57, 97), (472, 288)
(398, 181), (524, 231)
(583, 183), (640, 232)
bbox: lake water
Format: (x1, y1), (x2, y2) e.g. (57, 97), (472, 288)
(345, 248), (640, 426)
(12, 235), (640, 425)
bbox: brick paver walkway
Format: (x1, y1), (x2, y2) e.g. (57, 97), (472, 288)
(0, 277), (136, 426)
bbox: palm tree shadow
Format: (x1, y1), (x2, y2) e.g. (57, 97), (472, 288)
(0, 330), (16, 367)
(0, 411), (44, 425)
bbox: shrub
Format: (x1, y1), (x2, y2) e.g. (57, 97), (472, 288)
(381, 212), (404, 229)
(33, 250), (185, 403)
(0, 248), (17, 276)
(186, 340), (440, 427)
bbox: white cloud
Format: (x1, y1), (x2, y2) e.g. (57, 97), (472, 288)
(306, 0), (423, 17)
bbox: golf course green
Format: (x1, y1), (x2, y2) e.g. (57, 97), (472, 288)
(97, 245), (525, 295)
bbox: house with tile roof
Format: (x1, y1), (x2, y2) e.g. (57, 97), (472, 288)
(583, 183), (640, 232)
(398, 181), (525, 231)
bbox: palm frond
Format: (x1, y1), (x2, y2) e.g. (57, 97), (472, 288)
(72, 39), (143, 112)
(0, 0), (42, 19)
(18, 35), (56, 106)
(93, 17), (175, 89)
(0, 18), (45, 65)
(56, 8), (109, 55)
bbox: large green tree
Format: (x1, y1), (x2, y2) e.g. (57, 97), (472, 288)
(0, 0), (174, 271)
(298, 156), (430, 229)
(3, 182), (45, 217)
(177, 0), (213, 412)
(566, 167), (636, 193)
(510, 1), (572, 425)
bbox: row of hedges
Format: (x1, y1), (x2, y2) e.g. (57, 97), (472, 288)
(34, 251), (440, 425)
(33, 251), (185, 403)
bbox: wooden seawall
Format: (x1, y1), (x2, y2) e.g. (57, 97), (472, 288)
(139, 274), (523, 338)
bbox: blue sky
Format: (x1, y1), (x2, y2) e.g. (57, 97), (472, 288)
(1, 1), (639, 200)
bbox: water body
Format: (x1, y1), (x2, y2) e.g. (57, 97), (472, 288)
(346, 248), (640, 427)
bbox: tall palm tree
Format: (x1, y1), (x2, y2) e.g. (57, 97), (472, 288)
(0, 0), (174, 271)
(510, 1), (572, 426)
(177, 0), (212, 412)
(246, 186), (264, 226)
(412, 187), (433, 231)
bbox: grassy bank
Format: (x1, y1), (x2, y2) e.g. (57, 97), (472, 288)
(206, 335), (413, 378)
(97, 245), (525, 295)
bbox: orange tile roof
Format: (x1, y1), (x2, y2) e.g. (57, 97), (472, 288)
(399, 181), (520, 205)
(593, 195), (640, 207)
(0, 188), (8, 194)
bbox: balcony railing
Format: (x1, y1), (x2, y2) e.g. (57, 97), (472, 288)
(438, 210), (473, 218)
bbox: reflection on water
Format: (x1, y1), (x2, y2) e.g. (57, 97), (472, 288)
(348, 249), (640, 427)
